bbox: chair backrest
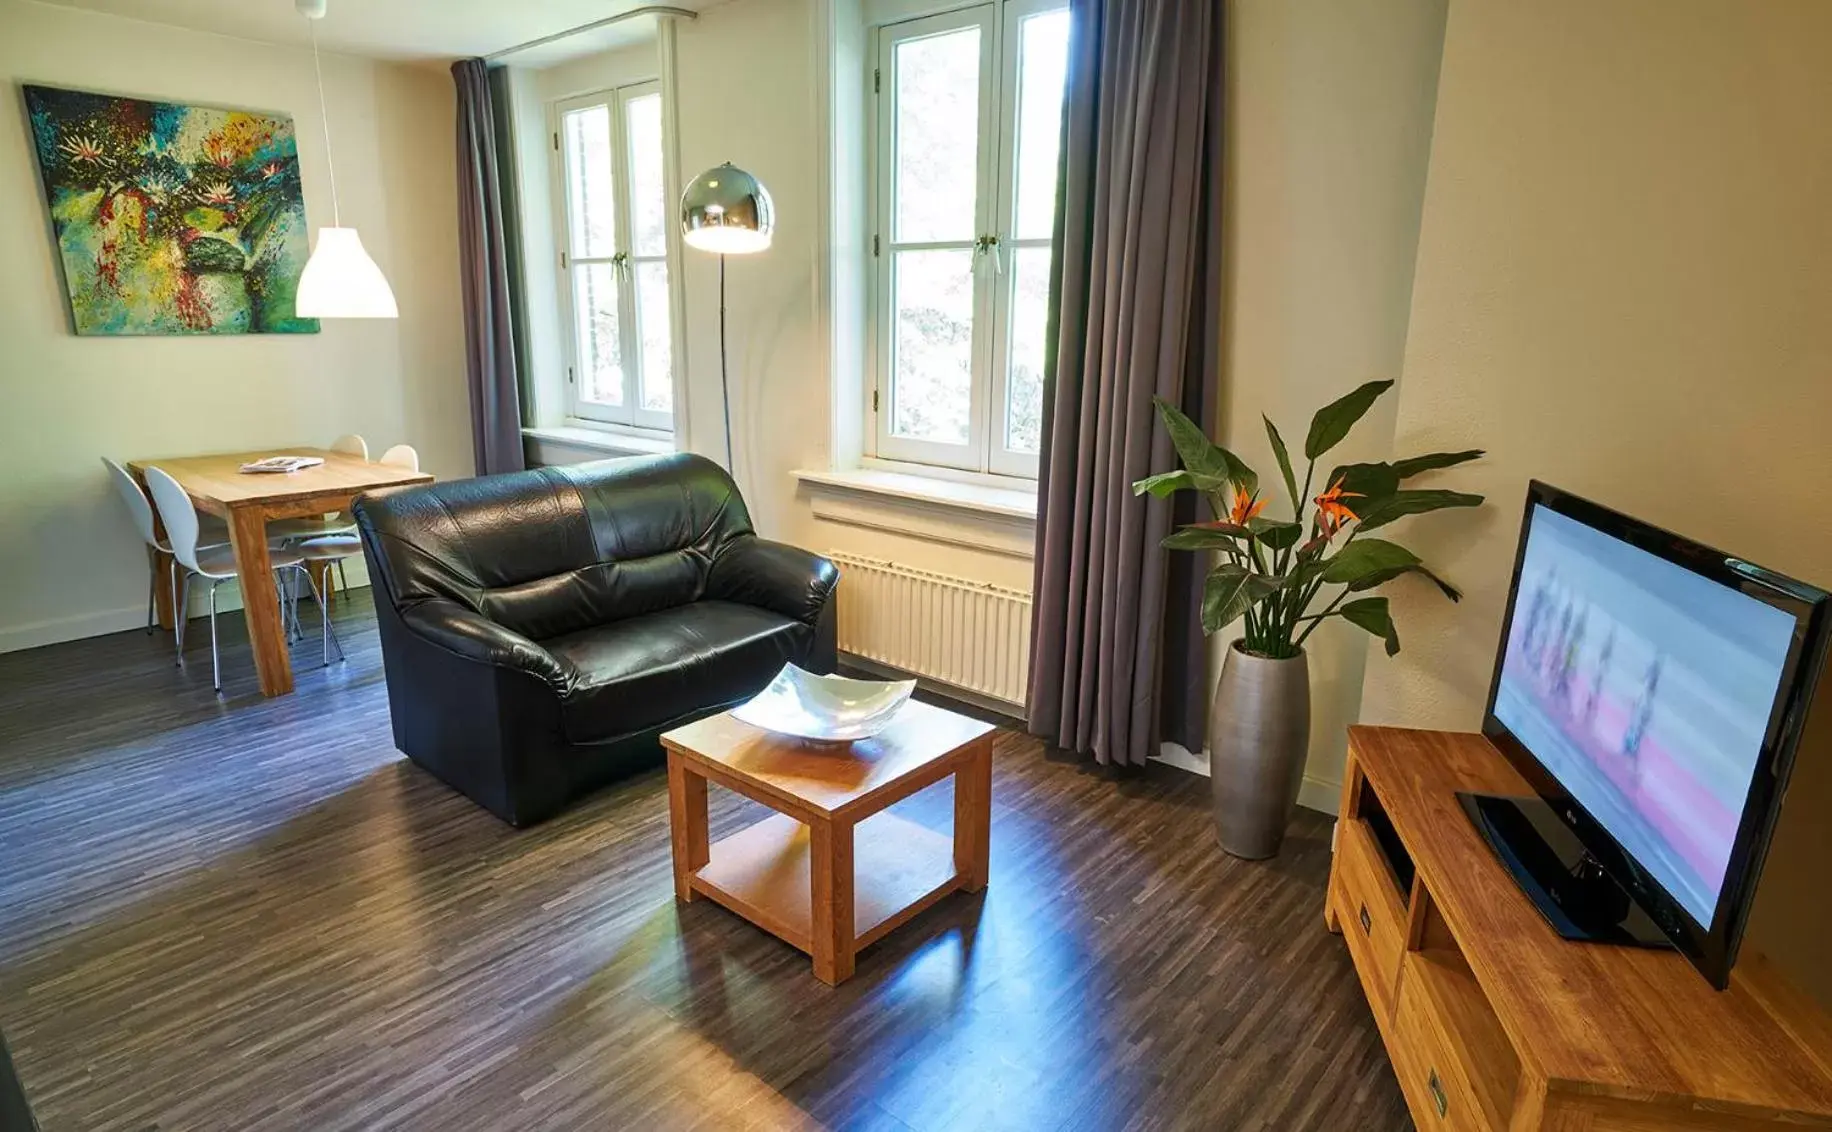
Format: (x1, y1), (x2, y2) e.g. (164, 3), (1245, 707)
(143, 466), (205, 573)
(330, 433), (369, 460)
(102, 457), (159, 548)
(379, 444), (419, 472)
(354, 453), (753, 642)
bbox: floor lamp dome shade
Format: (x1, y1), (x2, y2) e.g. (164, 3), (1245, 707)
(681, 163), (773, 254)
(296, 228), (398, 318)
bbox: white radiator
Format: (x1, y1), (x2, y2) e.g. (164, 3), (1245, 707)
(826, 552), (1032, 709)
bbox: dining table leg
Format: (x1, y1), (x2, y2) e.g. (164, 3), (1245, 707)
(227, 506), (293, 697)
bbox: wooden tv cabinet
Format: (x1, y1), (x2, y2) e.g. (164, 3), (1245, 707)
(1327, 726), (1832, 1131)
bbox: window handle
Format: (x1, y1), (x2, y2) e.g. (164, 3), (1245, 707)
(974, 234), (1004, 277)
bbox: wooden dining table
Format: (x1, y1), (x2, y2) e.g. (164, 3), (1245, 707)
(127, 446), (434, 697)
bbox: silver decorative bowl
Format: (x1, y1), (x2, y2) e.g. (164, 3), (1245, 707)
(731, 663), (917, 742)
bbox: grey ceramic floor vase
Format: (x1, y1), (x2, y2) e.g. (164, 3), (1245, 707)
(1209, 642), (1311, 859)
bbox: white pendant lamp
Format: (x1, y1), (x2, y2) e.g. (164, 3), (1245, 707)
(294, 0), (397, 319)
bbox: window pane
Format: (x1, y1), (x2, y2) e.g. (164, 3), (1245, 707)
(894, 26), (982, 243)
(635, 260), (672, 413)
(891, 248), (974, 445)
(572, 264), (625, 407)
(563, 104), (616, 258)
(625, 92), (668, 258)
(1012, 10), (1071, 242)
(1005, 246), (1050, 453)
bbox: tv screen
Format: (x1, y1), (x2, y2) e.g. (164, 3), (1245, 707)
(1481, 482), (1830, 987)
(1492, 504), (1796, 925)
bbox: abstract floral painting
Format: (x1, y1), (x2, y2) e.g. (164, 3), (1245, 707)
(23, 85), (318, 336)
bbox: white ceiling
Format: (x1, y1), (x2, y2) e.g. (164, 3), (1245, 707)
(35, 0), (705, 66)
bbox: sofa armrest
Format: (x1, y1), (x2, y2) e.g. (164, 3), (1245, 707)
(706, 536), (839, 627)
(397, 598), (573, 693)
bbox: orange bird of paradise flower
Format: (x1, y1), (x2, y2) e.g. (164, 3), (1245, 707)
(1226, 487), (1267, 526)
(1313, 476), (1363, 535)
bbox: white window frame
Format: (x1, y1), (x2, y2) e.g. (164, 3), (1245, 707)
(552, 81), (673, 434)
(867, 0), (1064, 481)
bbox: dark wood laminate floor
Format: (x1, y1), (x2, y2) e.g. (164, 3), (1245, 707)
(0, 591), (1408, 1132)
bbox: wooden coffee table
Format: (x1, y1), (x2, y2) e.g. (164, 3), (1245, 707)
(660, 699), (996, 985)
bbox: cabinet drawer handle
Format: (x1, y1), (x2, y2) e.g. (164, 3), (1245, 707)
(1427, 1069), (1448, 1119)
(1358, 904), (1372, 935)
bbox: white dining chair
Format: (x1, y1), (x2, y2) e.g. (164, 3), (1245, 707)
(145, 466), (337, 692)
(268, 432), (369, 586)
(378, 443), (419, 472)
(287, 440), (413, 653)
(103, 457), (231, 634)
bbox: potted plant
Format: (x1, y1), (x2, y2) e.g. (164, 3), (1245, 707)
(1134, 380), (1484, 859)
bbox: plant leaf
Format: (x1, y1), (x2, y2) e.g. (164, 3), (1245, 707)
(1304, 380), (1394, 460)
(1202, 564), (1282, 634)
(1408, 563), (1463, 602)
(1133, 470), (1193, 498)
(1163, 526), (1245, 551)
(1264, 415), (1299, 512)
(1154, 397), (1258, 496)
(1321, 538), (1421, 586)
(1354, 489), (1485, 532)
(1246, 516), (1302, 551)
(1325, 461), (1400, 503)
(1343, 561), (1464, 600)
(1339, 596), (1401, 656)
(1392, 449), (1485, 479)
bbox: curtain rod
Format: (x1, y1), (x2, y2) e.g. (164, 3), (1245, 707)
(484, 4), (697, 62)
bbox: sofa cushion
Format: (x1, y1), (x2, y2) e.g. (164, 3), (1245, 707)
(542, 601), (811, 744)
(356, 454), (755, 643)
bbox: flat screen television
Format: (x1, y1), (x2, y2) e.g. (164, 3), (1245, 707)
(1471, 481), (1830, 989)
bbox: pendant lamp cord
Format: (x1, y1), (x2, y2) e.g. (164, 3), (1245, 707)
(308, 17), (341, 226)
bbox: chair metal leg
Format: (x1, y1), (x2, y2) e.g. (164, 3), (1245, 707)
(296, 566), (345, 666)
(208, 580), (222, 693)
(337, 558), (349, 596)
(171, 561), (181, 654)
(278, 569), (299, 642)
(174, 569), (191, 660)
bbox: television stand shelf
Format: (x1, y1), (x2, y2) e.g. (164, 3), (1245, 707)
(1327, 726), (1832, 1131)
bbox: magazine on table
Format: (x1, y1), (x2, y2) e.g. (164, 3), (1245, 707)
(238, 456), (325, 474)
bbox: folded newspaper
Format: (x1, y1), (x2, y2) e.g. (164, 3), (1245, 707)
(238, 455), (325, 474)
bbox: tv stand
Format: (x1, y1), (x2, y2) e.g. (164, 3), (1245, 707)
(1327, 726), (1832, 1130)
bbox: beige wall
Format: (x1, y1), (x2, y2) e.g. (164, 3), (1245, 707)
(0, 0), (470, 651)
(1362, 0), (1832, 1005)
(668, 0), (1033, 599)
(1214, 0), (1448, 801)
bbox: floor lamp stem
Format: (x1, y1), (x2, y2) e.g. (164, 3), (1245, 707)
(718, 254), (735, 476)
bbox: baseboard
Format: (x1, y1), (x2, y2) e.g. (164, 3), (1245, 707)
(1152, 741), (1341, 816)
(0, 566), (374, 655)
(0, 606), (149, 654)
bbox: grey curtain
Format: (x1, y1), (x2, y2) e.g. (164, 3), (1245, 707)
(453, 58), (525, 476)
(1027, 0), (1224, 767)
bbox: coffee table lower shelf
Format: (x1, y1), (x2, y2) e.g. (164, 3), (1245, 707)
(690, 810), (962, 956)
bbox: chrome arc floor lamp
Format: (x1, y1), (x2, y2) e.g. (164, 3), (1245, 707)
(679, 162), (774, 475)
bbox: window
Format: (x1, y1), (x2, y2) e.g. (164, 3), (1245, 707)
(554, 82), (674, 431)
(871, 0), (1070, 478)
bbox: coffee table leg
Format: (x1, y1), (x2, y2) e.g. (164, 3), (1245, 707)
(668, 754), (709, 903)
(954, 737), (992, 892)
(810, 818), (856, 985)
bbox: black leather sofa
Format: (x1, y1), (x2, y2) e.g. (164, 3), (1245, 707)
(353, 453), (839, 827)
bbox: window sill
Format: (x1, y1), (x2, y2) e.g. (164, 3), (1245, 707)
(794, 467), (1036, 520)
(522, 425), (674, 463)
(794, 467), (1036, 559)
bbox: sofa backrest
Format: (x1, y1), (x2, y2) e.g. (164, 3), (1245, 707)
(353, 453), (753, 641)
